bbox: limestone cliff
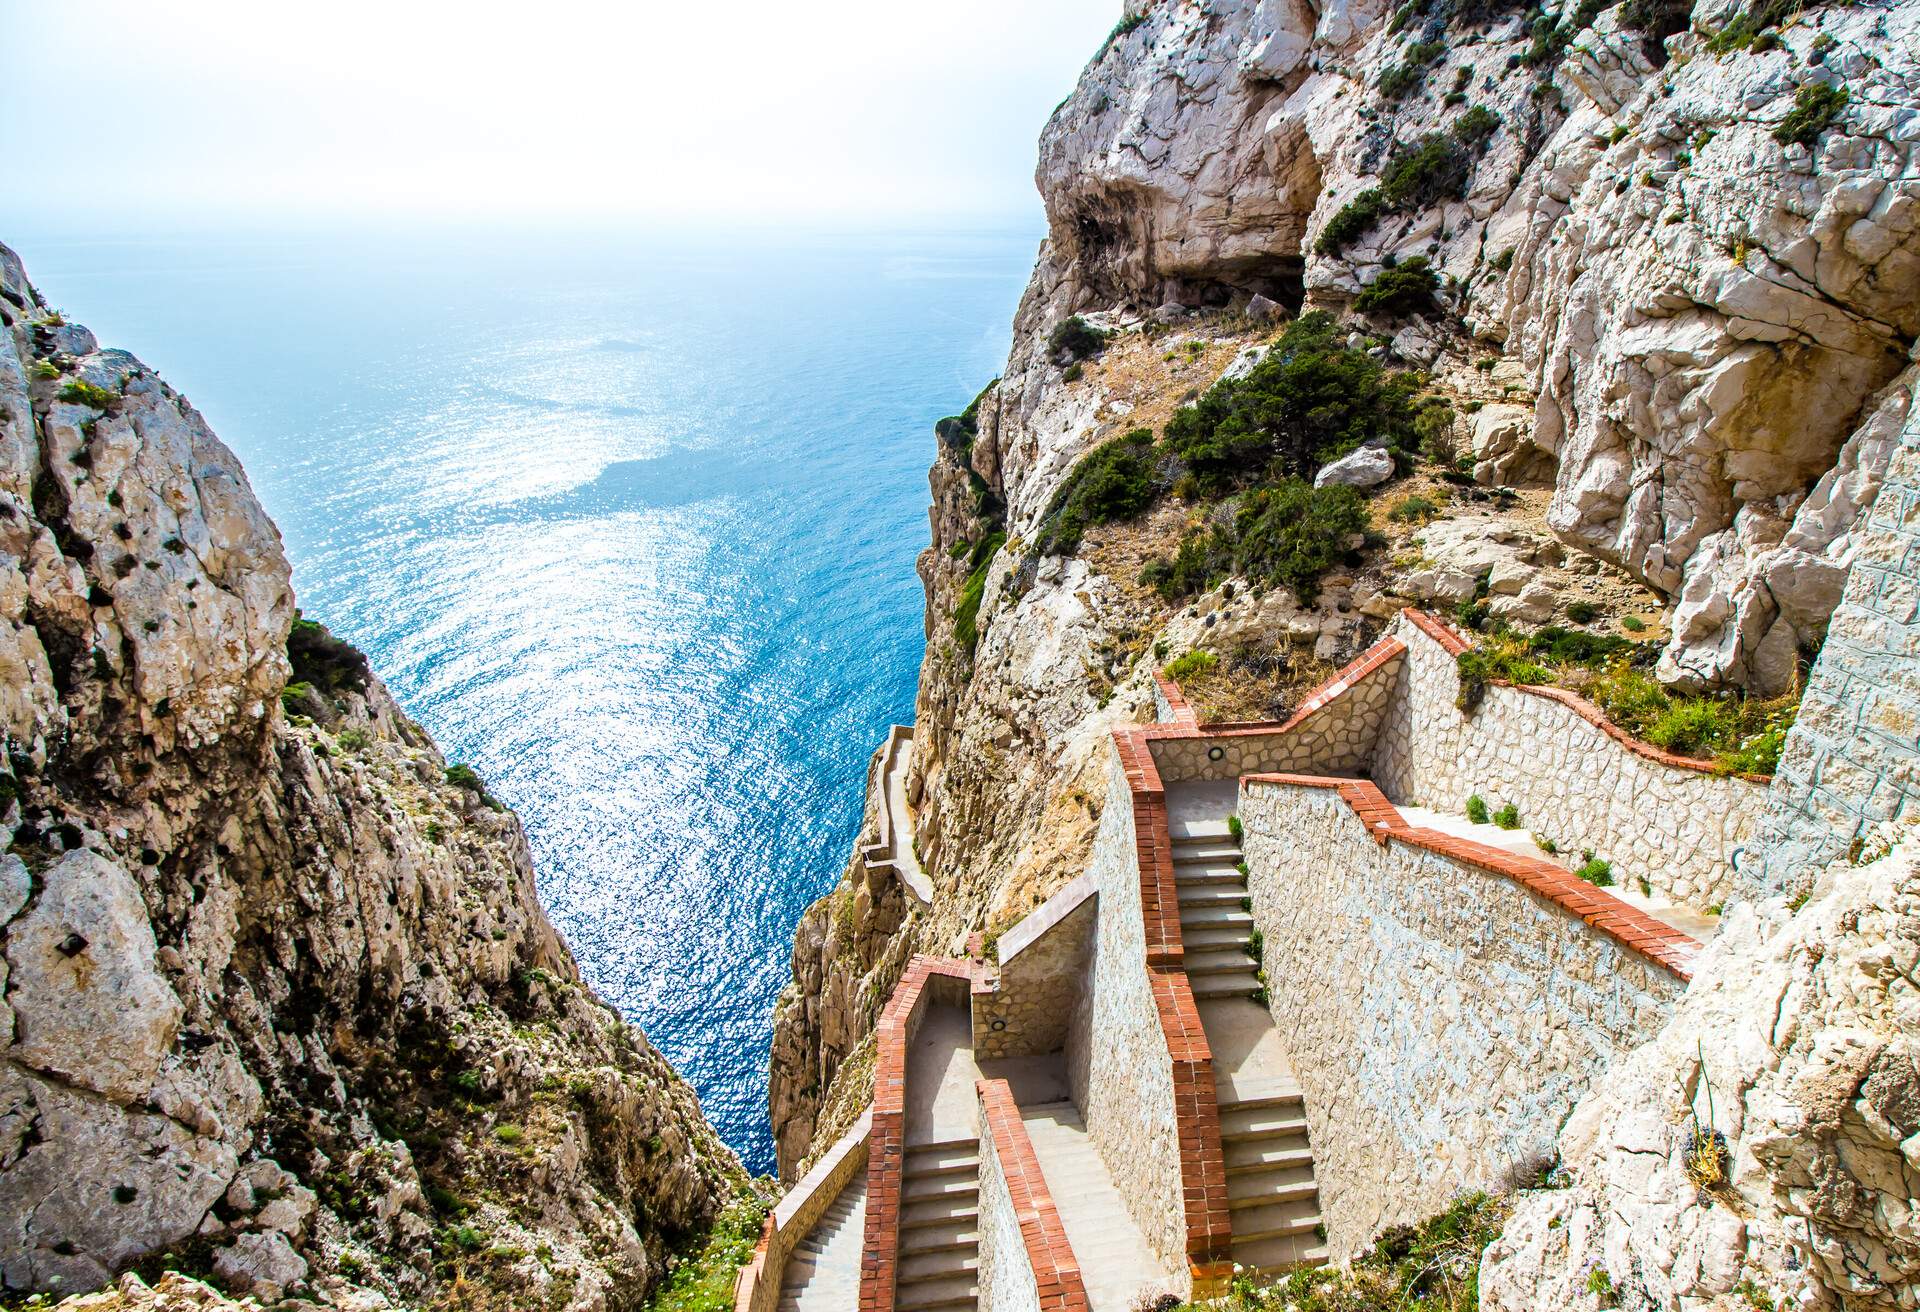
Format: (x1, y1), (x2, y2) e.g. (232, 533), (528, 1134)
(0, 244), (745, 1310)
(769, 0), (1920, 1205)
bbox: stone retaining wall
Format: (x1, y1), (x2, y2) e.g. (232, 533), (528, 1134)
(974, 875), (1095, 1060)
(1372, 612), (1769, 908)
(1148, 639), (1404, 782)
(976, 1080), (1087, 1312)
(1750, 389), (1920, 897)
(1239, 775), (1687, 1260)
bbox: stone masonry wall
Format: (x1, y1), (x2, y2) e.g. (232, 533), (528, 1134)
(1749, 387), (1920, 899)
(1149, 643), (1403, 782)
(1239, 778), (1685, 1261)
(1064, 760), (1188, 1277)
(973, 878), (1094, 1061)
(1372, 613), (1769, 908)
(975, 1121), (1041, 1312)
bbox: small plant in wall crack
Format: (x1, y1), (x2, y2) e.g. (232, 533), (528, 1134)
(1227, 814), (1243, 842)
(1575, 856), (1614, 887)
(1492, 802), (1520, 830)
(1466, 794), (1490, 825)
(1245, 926), (1264, 962)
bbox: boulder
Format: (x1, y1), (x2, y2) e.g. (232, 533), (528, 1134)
(212, 1232), (308, 1300)
(1313, 445), (1394, 489)
(1246, 293), (1284, 324)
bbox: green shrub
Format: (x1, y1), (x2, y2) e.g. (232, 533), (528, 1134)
(493, 1124), (523, 1145)
(934, 379), (997, 453)
(59, 379), (119, 410)
(1773, 83), (1848, 148)
(1565, 600), (1598, 624)
(1378, 41), (1446, 99)
(1144, 480), (1370, 604)
(1228, 814), (1244, 841)
(1034, 429), (1159, 555)
(1705, 0), (1799, 53)
(1388, 493), (1441, 524)
(1621, 615), (1647, 632)
(1353, 257), (1440, 317)
(1466, 794), (1490, 825)
(1062, 362), (1083, 383)
(30, 359), (59, 380)
(1525, 625), (1634, 667)
(1455, 645), (1551, 712)
(336, 727), (371, 752)
(445, 763), (503, 811)
(288, 615), (371, 694)
(952, 532), (1006, 652)
(1048, 316), (1109, 363)
(1576, 857), (1615, 886)
(1534, 832), (1559, 854)
(1493, 802), (1520, 829)
(1161, 313), (1425, 494)
(1162, 649), (1219, 683)
(1315, 114), (1497, 255)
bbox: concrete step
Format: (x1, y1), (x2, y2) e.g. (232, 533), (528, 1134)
(1179, 902), (1252, 928)
(898, 1252), (978, 1285)
(1191, 971), (1262, 998)
(1232, 1197), (1323, 1243)
(1232, 1232), (1328, 1273)
(1228, 1171), (1319, 1207)
(1174, 863), (1246, 885)
(1223, 1091), (1305, 1113)
(904, 1149), (980, 1180)
(1221, 1104), (1310, 1143)
(1172, 818), (1235, 842)
(897, 1221), (979, 1256)
(902, 1199), (978, 1231)
(904, 1175), (979, 1205)
(1176, 884), (1248, 907)
(893, 1273), (978, 1311)
(1182, 924), (1253, 951)
(1225, 1142), (1315, 1175)
(1172, 842), (1242, 865)
(908, 1138), (977, 1158)
(1187, 947), (1260, 976)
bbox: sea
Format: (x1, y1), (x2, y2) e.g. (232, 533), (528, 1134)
(6, 220), (1038, 1173)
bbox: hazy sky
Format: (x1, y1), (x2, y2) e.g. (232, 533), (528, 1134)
(2, 0), (1118, 229)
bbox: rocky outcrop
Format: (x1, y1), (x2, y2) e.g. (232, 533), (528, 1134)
(1480, 821), (1920, 1310)
(0, 244), (744, 1308)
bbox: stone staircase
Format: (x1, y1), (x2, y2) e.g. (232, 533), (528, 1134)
(896, 1138), (980, 1312)
(1170, 804), (1328, 1273)
(1173, 826), (1262, 1001)
(777, 1177), (867, 1312)
(1220, 1091), (1327, 1270)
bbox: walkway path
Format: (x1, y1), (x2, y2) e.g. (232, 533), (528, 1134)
(777, 1177), (867, 1312)
(1020, 1101), (1178, 1312)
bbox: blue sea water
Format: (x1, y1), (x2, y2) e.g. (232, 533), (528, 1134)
(6, 221), (1036, 1173)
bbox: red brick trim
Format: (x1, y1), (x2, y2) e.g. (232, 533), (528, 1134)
(1154, 670), (1200, 728)
(977, 1079), (1090, 1312)
(860, 955), (980, 1312)
(1243, 773), (1701, 980)
(1400, 608), (1771, 782)
(734, 1217), (777, 1312)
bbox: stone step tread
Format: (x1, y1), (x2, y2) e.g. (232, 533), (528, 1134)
(898, 1224), (980, 1255)
(1191, 973), (1262, 997)
(894, 1292), (977, 1312)
(1174, 868), (1248, 888)
(1176, 884), (1249, 905)
(1186, 948), (1261, 973)
(1228, 1177), (1320, 1207)
(1182, 926), (1254, 949)
(902, 1202), (979, 1230)
(1232, 1199), (1324, 1242)
(1172, 843), (1244, 864)
(1225, 1144), (1316, 1174)
(1221, 1091), (1305, 1113)
(904, 1177), (980, 1203)
(898, 1253), (979, 1284)
(905, 1151), (980, 1179)
(1179, 903), (1253, 926)
(908, 1138), (977, 1156)
(893, 1272), (979, 1307)
(1221, 1109), (1310, 1142)
(1171, 819), (1235, 841)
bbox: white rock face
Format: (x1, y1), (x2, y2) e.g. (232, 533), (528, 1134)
(1481, 824), (1920, 1311)
(1028, 0), (1920, 693)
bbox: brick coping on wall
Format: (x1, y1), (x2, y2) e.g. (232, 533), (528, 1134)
(977, 1079), (1091, 1312)
(1151, 637), (1408, 736)
(1242, 773), (1702, 980)
(860, 955), (981, 1312)
(1398, 608), (1773, 783)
